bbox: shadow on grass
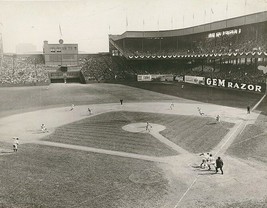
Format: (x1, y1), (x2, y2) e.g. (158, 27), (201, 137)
(206, 122), (217, 125)
(191, 164), (219, 175)
(198, 172), (218, 175)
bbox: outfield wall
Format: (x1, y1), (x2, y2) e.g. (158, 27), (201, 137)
(137, 74), (173, 82)
(137, 74), (266, 93)
(185, 76), (266, 93)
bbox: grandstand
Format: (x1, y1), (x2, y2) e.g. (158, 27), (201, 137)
(0, 54), (49, 86)
(108, 11), (267, 92)
(1, 12), (267, 89)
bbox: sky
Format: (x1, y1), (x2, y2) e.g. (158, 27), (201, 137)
(0, 0), (267, 53)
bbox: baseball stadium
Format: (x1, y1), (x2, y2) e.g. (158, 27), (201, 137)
(0, 4), (267, 208)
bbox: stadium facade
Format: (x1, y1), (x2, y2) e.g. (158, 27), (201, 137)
(108, 11), (267, 93)
(43, 40), (78, 66)
(109, 11), (267, 59)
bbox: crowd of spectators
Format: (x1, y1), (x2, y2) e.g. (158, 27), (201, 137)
(185, 64), (267, 84)
(81, 53), (267, 85)
(0, 55), (49, 86)
(115, 28), (267, 57)
(80, 55), (137, 82)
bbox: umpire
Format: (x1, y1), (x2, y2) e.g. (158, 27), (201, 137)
(216, 157), (224, 175)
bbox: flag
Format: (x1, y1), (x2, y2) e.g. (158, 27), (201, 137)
(126, 16), (128, 28)
(211, 8), (214, 14)
(59, 24), (62, 37)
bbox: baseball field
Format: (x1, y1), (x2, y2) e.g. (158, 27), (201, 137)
(0, 83), (266, 208)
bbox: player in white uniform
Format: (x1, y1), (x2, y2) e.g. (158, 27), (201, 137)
(207, 154), (216, 170)
(170, 103), (174, 110)
(88, 108), (92, 115)
(13, 137), (19, 152)
(146, 122), (152, 132)
(197, 107), (204, 116)
(41, 124), (48, 133)
(199, 152), (210, 168)
(70, 104), (75, 111)
(216, 115), (220, 123)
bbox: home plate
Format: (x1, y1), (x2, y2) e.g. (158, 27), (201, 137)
(122, 122), (166, 133)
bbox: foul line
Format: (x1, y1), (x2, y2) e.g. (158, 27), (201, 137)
(173, 176), (199, 208)
(172, 94), (267, 208)
(252, 94), (266, 111)
(214, 121), (244, 156)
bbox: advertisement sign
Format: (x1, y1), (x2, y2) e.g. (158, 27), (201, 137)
(137, 75), (152, 81)
(174, 75), (184, 82)
(151, 74), (173, 81)
(137, 74), (173, 82)
(205, 77), (266, 93)
(184, 75), (205, 85)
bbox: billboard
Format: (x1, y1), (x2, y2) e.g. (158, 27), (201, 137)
(205, 77), (266, 93)
(137, 75), (152, 81)
(184, 75), (205, 85)
(151, 74), (173, 81)
(174, 75), (184, 82)
(137, 74), (173, 82)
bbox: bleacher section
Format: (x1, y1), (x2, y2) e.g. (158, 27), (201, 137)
(0, 55), (49, 86)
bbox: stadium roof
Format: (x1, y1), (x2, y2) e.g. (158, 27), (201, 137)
(110, 11), (267, 41)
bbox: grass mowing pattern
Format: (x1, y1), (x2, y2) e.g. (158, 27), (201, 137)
(44, 111), (234, 154)
(160, 115), (234, 153)
(0, 144), (186, 208)
(44, 111), (178, 157)
(226, 114), (267, 163)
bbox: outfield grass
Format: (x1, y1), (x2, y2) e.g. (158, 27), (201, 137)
(0, 144), (187, 208)
(44, 111), (234, 154)
(122, 81), (263, 109)
(0, 84), (183, 118)
(0, 83), (263, 119)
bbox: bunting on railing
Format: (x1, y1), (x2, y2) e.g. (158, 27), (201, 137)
(125, 50), (267, 60)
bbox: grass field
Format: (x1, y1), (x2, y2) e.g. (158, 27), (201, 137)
(0, 144), (187, 208)
(44, 111), (234, 155)
(226, 113), (267, 163)
(0, 83), (266, 208)
(44, 111), (178, 157)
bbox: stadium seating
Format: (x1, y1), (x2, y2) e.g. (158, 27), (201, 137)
(0, 55), (49, 85)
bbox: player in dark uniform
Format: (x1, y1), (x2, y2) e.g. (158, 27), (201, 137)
(216, 157), (224, 175)
(247, 105), (250, 114)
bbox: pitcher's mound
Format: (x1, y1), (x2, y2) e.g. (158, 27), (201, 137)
(122, 123), (166, 133)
